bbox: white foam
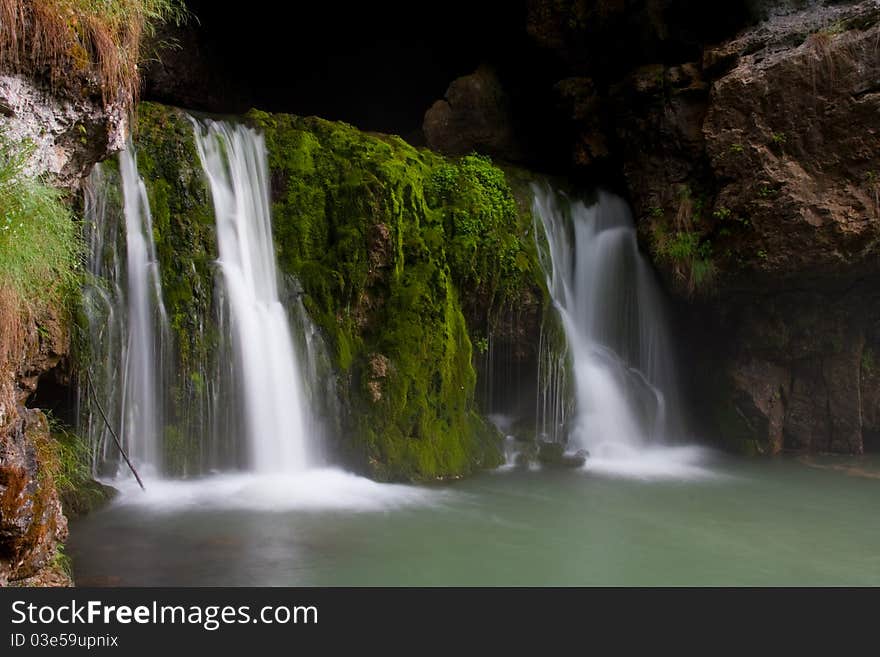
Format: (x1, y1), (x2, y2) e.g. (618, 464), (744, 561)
(582, 444), (720, 481)
(107, 468), (448, 513)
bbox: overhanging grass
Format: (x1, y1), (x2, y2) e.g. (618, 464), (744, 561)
(0, 0), (187, 106)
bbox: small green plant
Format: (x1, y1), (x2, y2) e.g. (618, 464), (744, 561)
(650, 222), (715, 294)
(865, 170), (879, 218)
(51, 543), (73, 578)
(757, 249), (768, 260)
(758, 184), (776, 198)
(729, 143), (745, 154)
(692, 195), (706, 223)
(713, 206), (732, 221)
(475, 337), (489, 354)
(771, 132), (787, 145)
(822, 20), (847, 36)
(42, 413), (92, 495)
(649, 206), (664, 218)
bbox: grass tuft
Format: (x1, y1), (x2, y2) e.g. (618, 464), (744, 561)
(0, 133), (82, 307)
(0, 0), (188, 107)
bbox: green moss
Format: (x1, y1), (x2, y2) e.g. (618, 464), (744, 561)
(128, 104), (543, 481)
(133, 102), (218, 474)
(247, 110), (544, 480)
(135, 103), (216, 362)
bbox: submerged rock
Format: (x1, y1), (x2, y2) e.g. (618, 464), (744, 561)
(537, 441), (588, 468)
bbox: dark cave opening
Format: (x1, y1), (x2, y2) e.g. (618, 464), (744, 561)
(26, 366), (77, 428)
(145, 0), (572, 172)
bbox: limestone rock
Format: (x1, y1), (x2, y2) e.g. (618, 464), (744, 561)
(0, 73), (126, 189)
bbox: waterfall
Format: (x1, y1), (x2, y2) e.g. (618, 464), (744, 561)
(532, 185), (684, 459)
(81, 149), (170, 477)
(81, 120), (328, 481)
(193, 120), (313, 474)
(119, 149), (170, 471)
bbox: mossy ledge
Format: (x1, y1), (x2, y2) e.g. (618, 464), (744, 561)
(133, 103), (546, 481)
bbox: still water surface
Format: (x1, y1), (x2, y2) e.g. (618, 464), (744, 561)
(68, 451), (880, 586)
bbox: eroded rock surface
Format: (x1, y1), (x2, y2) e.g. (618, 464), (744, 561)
(0, 73), (126, 189)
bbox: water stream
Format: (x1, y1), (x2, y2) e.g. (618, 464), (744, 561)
(68, 455), (880, 586)
(193, 121), (314, 473)
(81, 149), (171, 478)
(81, 119), (330, 480)
(532, 186), (706, 478)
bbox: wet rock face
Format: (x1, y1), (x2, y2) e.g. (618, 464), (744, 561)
(526, 0), (880, 454)
(702, 284), (879, 455)
(0, 409), (70, 587)
(141, 22), (251, 115)
(0, 299), (72, 586)
(701, 2), (880, 286)
(630, 2), (880, 454)
(0, 74), (126, 189)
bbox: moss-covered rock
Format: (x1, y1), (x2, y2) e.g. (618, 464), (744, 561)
(133, 102), (218, 474)
(247, 110), (548, 480)
(132, 103), (546, 481)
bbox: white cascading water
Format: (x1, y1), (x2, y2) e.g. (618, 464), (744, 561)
(533, 185), (710, 478)
(81, 120), (435, 508)
(193, 121), (312, 474)
(82, 162), (122, 473)
(118, 149), (170, 473)
(82, 150), (170, 477)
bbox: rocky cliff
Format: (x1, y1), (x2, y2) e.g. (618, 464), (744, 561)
(0, 297), (71, 586)
(0, 79), (118, 587)
(523, 0), (880, 454)
(0, 0), (173, 585)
